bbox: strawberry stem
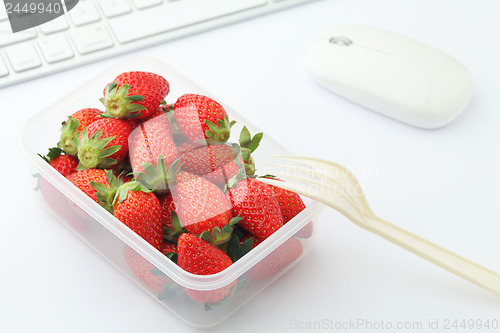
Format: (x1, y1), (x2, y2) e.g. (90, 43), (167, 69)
(133, 155), (179, 195)
(74, 127), (120, 171)
(100, 83), (146, 119)
(238, 126), (263, 177)
(204, 116), (235, 144)
(58, 117), (80, 156)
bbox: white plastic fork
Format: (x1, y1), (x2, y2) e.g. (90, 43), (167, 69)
(259, 156), (500, 297)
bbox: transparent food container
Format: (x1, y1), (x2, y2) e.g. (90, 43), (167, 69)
(19, 56), (325, 327)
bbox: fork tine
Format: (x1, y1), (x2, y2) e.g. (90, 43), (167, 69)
(271, 155), (358, 179)
(265, 163), (326, 181)
(263, 169), (323, 191)
(266, 168), (369, 214)
(272, 155), (342, 168)
(265, 163), (359, 200)
(259, 174), (373, 220)
(258, 177), (322, 201)
(265, 164), (347, 196)
(265, 156), (375, 218)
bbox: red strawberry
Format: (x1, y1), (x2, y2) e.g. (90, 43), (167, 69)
(177, 233), (236, 303)
(71, 108), (103, 131)
(160, 242), (177, 255)
(38, 176), (90, 232)
(66, 168), (114, 222)
(179, 144), (244, 188)
(110, 181), (164, 250)
(76, 118), (135, 170)
(66, 168), (111, 204)
(265, 178), (312, 238)
(177, 233), (233, 274)
(171, 171), (232, 237)
(100, 71), (169, 119)
(176, 140), (200, 154)
(128, 113), (179, 192)
(228, 178), (283, 240)
(143, 105), (189, 147)
(266, 180), (306, 223)
(40, 147), (78, 176)
(174, 94), (234, 144)
(158, 191), (177, 229)
(58, 108), (103, 156)
(159, 191), (189, 244)
(123, 245), (172, 295)
(245, 237), (303, 281)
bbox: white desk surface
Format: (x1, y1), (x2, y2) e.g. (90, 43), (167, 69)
(3, 0), (500, 332)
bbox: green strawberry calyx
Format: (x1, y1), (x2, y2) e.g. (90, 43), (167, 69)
(164, 212), (186, 244)
(113, 180), (152, 205)
(238, 126), (263, 177)
(227, 231), (254, 263)
(199, 215), (243, 249)
(91, 171), (152, 212)
(58, 117), (80, 156)
(225, 164), (247, 192)
(100, 82), (146, 119)
(74, 126), (121, 171)
(203, 116), (236, 144)
(38, 147), (64, 163)
(134, 156), (182, 195)
(90, 170), (121, 212)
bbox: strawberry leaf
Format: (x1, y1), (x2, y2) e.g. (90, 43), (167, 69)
(39, 147), (64, 163)
(198, 216), (242, 248)
(227, 233), (253, 263)
(117, 186), (129, 203)
(236, 127), (262, 177)
(158, 280), (184, 301)
(127, 95), (145, 102)
(239, 126), (252, 147)
(203, 116), (232, 143)
(205, 119), (220, 133)
(134, 155), (170, 194)
(164, 212), (186, 243)
(247, 132), (263, 153)
(165, 252), (178, 264)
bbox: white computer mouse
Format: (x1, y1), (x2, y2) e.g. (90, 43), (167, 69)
(305, 24), (474, 129)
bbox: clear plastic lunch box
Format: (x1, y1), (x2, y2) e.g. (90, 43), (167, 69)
(19, 56), (325, 327)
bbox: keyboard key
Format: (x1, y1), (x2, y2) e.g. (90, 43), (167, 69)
(39, 34), (74, 63)
(109, 0), (267, 44)
(0, 56), (9, 77)
(69, 1), (101, 26)
(70, 24), (114, 54)
(6, 43), (42, 72)
(99, 0), (132, 17)
(132, 0), (163, 10)
(0, 21), (37, 47)
(39, 16), (69, 34)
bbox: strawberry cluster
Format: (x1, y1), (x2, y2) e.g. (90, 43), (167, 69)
(39, 71), (310, 305)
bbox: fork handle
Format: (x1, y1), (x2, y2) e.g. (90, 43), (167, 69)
(362, 215), (500, 297)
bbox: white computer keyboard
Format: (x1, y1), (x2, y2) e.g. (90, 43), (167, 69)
(0, 0), (317, 88)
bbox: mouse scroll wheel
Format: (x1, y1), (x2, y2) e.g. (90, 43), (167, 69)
(329, 36), (353, 46)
